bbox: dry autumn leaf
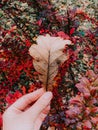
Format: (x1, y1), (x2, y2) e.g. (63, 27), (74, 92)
(48, 127), (56, 130)
(29, 34), (72, 91)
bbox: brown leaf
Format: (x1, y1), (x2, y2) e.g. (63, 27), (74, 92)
(48, 127), (55, 130)
(29, 34), (72, 91)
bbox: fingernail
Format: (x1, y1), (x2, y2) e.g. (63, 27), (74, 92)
(43, 92), (53, 100)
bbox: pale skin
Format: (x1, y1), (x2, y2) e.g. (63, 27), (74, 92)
(3, 88), (53, 130)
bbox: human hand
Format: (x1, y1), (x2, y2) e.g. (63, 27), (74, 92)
(3, 88), (53, 130)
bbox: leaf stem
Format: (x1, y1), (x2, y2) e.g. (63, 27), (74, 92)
(46, 51), (50, 91)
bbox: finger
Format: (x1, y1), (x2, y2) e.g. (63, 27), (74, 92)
(10, 88), (45, 111)
(27, 92), (53, 120)
(42, 104), (50, 115)
(34, 105), (50, 130)
(39, 105), (50, 120)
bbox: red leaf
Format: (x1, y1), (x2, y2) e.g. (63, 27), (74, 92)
(70, 28), (75, 35)
(37, 19), (42, 26)
(28, 84), (35, 93)
(91, 107), (98, 113)
(21, 86), (26, 95)
(25, 39), (31, 47)
(91, 117), (98, 124)
(80, 77), (90, 86)
(76, 83), (90, 96)
(7, 26), (17, 35)
(0, 113), (2, 128)
(86, 70), (97, 80)
(66, 106), (81, 118)
(57, 31), (70, 39)
(76, 8), (83, 14)
(6, 91), (22, 105)
(84, 107), (90, 116)
(40, 29), (45, 34)
(69, 95), (83, 106)
(83, 120), (92, 129)
(90, 87), (98, 96)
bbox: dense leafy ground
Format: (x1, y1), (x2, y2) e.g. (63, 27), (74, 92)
(0, 0), (98, 129)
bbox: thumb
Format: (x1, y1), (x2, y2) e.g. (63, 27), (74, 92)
(27, 92), (53, 120)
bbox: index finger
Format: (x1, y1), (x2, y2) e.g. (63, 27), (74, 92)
(10, 88), (45, 111)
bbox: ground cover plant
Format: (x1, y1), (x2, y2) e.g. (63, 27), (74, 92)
(0, 0), (98, 129)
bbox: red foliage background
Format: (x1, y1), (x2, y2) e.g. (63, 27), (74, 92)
(0, 0), (98, 129)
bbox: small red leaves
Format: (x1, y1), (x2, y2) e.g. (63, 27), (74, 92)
(0, 0), (98, 129)
(66, 70), (98, 129)
(25, 39), (31, 47)
(66, 106), (82, 118)
(28, 84), (35, 93)
(6, 91), (22, 106)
